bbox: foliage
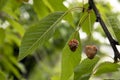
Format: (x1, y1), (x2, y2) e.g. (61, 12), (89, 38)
(0, 0), (120, 80)
(94, 62), (120, 76)
(18, 11), (65, 61)
(61, 32), (81, 80)
(74, 57), (100, 80)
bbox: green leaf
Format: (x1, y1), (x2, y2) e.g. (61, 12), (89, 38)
(1, 58), (21, 79)
(0, 28), (5, 45)
(18, 12), (65, 61)
(51, 75), (60, 80)
(0, 70), (6, 80)
(94, 62), (120, 76)
(64, 12), (74, 28)
(112, 26), (120, 44)
(6, 32), (21, 46)
(0, 0), (7, 10)
(42, 0), (54, 12)
(7, 18), (25, 36)
(106, 16), (120, 44)
(8, 56), (26, 73)
(74, 57), (100, 80)
(44, 0), (75, 27)
(61, 32), (81, 80)
(33, 0), (49, 19)
(3, 43), (13, 56)
(43, 0), (75, 27)
(82, 10), (96, 35)
(44, 0), (67, 11)
(2, 0), (21, 20)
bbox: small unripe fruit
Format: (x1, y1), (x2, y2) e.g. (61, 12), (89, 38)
(68, 39), (79, 52)
(85, 45), (97, 59)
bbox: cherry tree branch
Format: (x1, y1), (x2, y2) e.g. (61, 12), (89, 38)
(88, 0), (120, 62)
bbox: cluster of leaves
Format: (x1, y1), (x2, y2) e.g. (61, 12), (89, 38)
(0, 0), (120, 80)
(0, 0), (26, 79)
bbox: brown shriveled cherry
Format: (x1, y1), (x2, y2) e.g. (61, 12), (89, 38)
(85, 45), (97, 59)
(68, 39), (79, 52)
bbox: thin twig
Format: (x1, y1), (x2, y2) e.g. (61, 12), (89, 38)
(88, 0), (120, 62)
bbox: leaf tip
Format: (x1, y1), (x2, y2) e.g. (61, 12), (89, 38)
(18, 53), (25, 61)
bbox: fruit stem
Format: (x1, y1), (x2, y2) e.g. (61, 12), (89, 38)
(88, 0), (120, 62)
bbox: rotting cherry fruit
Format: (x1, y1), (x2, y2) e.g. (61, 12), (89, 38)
(68, 39), (79, 52)
(85, 45), (97, 59)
